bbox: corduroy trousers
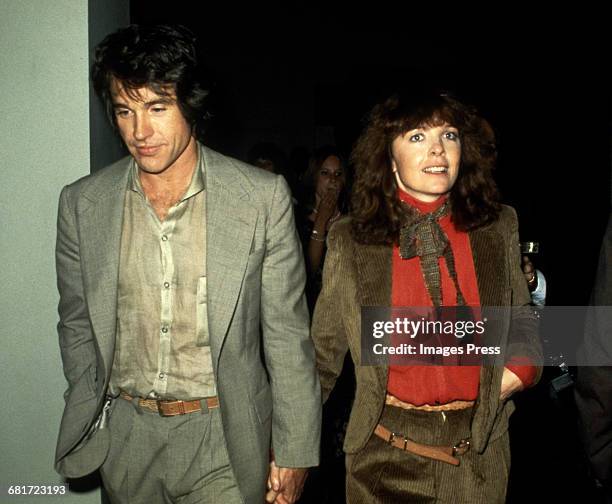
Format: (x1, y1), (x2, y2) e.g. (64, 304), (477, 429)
(346, 404), (509, 503)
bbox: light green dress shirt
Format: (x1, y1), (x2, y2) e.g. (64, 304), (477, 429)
(109, 154), (216, 400)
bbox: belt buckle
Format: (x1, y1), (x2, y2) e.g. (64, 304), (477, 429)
(452, 438), (471, 457)
(387, 431), (409, 450)
(156, 399), (183, 417)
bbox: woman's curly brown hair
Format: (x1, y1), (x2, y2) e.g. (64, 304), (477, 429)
(350, 91), (501, 245)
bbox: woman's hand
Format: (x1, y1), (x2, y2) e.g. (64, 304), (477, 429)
(521, 255), (538, 292)
(499, 367), (524, 401)
(315, 187), (340, 227)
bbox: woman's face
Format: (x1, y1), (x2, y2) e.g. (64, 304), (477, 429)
(390, 122), (461, 202)
(315, 155), (345, 197)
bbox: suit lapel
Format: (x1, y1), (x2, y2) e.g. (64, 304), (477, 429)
(79, 148), (258, 375)
(78, 159), (131, 373)
(202, 146), (257, 369)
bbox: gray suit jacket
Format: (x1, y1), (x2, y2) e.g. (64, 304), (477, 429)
(54, 144), (321, 503)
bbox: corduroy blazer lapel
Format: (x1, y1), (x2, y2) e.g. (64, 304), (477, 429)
(353, 224), (506, 307)
(353, 242), (393, 398)
(470, 225), (506, 307)
(354, 243), (393, 308)
(468, 224), (509, 452)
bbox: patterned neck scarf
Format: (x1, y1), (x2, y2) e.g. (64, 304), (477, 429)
(399, 200), (466, 307)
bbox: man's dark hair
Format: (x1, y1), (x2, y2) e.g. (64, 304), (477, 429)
(91, 24), (210, 136)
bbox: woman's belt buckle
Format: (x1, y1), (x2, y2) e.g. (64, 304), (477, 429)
(387, 431), (409, 450)
(452, 438), (471, 457)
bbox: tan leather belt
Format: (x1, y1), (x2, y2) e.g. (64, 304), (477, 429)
(374, 424), (470, 466)
(386, 393), (474, 412)
(119, 391), (219, 416)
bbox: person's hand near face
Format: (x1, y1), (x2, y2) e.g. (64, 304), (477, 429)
(314, 155), (344, 230)
(316, 186), (340, 227)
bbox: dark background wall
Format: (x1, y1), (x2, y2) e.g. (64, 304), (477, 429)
(130, 2), (611, 308)
(129, 3), (611, 502)
(89, 0), (129, 171)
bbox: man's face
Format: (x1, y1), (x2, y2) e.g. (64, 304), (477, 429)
(111, 79), (195, 175)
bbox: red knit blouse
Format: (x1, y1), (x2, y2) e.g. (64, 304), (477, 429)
(387, 190), (535, 405)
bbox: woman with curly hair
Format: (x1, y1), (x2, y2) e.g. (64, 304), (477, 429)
(311, 90), (541, 503)
(296, 145), (349, 313)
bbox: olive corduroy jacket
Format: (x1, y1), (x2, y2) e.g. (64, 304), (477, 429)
(311, 205), (542, 455)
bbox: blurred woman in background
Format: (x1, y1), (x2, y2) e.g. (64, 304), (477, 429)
(296, 145), (349, 312)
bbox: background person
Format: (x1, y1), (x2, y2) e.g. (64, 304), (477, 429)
(296, 145), (349, 312)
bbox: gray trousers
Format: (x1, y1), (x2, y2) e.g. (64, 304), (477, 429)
(100, 397), (243, 504)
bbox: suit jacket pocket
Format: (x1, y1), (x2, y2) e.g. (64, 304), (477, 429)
(253, 385), (273, 424)
(86, 364), (98, 396)
(65, 366), (98, 406)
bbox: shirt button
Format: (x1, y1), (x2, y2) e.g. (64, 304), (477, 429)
(163, 282), (170, 289)
(161, 235), (168, 242)
(161, 326), (168, 333)
(159, 372), (166, 379)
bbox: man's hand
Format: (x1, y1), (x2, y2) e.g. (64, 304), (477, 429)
(521, 255), (538, 292)
(265, 460), (308, 504)
(500, 367), (524, 401)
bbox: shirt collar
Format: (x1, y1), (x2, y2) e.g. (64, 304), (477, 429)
(128, 144), (205, 201)
(398, 187), (447, 214)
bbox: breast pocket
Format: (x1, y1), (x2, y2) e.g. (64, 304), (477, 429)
(196, 276), (210, 347)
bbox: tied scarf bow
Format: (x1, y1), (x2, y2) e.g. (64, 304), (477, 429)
(399, 200), (466, 307)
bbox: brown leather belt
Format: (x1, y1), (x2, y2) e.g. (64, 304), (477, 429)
(374, 424), (470, 466)
(119, 391), (219, 416)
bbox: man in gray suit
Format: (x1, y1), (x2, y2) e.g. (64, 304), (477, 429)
(54, 24), (320, 504)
